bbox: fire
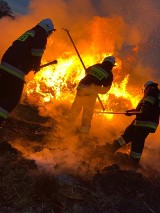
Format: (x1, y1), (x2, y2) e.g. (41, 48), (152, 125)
(96, 74), (141, 120)
(23, 53), (141, 119)
(25, 55), (85, 105)
(108, 74), (140, 108)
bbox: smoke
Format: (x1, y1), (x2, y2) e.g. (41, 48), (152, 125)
(1, 0), (160, 72)
(98, 0), (160, 81)
(1, 0), (160, 175)
(97, 0), (160, 42)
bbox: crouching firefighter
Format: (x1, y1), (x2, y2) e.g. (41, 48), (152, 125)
(99, 81), (160, 170)
(0, 18), (56, 126)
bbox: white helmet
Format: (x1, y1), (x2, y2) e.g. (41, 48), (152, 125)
(143, 80), (158, 91)
(38, 18), (56, 35)
(103, 56), (116, 66)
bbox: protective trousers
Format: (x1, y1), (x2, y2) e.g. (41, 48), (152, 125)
(0, 69), (24, 125)
(69, 87), (97, 134)
(116, 124), (150, 160)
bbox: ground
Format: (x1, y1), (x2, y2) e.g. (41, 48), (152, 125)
(0, 104), (160, 213)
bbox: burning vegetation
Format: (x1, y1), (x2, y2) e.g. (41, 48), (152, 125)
(24, 55), (140, 109)
(0, 0), (160, 212)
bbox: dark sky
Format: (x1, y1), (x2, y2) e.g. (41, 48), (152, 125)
(5, 0), (29, 14)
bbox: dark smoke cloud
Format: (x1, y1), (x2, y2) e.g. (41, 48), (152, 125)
(92, 0), (160, 81)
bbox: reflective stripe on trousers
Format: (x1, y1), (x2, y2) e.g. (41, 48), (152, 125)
(0, 106), (9, 119)
(130, 151), (142, 159)
(117, 136), (126, 146)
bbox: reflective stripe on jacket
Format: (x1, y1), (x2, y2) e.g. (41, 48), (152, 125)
(133, 120), (158, 130)
(0, 62), (25, 80)
(134, 90), (160, 131)
(144, 96), (156, 105)
(79, 62), (113, 89)
(17, 30), (35, 42)
(89, 65), (110, 81)
(31, 48), (45, 56)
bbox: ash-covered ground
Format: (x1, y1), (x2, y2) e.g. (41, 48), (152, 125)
(0, 103), (160, 213)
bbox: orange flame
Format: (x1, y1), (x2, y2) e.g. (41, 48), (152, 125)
(24, 52), (141, 119)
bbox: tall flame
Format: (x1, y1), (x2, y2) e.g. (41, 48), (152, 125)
(24, 52), (141, 119)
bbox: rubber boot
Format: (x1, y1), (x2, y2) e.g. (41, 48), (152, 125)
(94, 140), (120, 159)
(115, 152), (140, 171)
(109, 140), (122, 152)
(78, 125), (90, 148)
(101, 140), (121, 153)
(127, 157), (140, 171)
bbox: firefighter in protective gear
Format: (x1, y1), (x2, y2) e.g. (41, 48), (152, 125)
(69, 56), (115, 136)
(101, 81), (160, 170)
(0, 18), (56, 125)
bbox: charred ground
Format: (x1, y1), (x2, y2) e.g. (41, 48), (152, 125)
(0, 103), (160, 213)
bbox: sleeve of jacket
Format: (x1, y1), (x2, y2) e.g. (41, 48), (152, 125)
(137, 95), (156, 117)
(31, 31), (47, 72)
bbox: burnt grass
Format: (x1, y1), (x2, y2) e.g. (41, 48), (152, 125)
(0, 104), (160, 213)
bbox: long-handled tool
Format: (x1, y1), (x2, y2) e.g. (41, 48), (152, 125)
(40, 59), (58, 69)
(62, 28), (105, 111)
(95, 111), (141, 115)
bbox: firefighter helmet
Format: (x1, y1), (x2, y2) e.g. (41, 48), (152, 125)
(103, 56), (116, 66)
(38, 18), (56, 35)
(143, 80), (158, 92)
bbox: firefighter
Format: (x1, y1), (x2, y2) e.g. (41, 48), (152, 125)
(69, 56), (116, 138)
(99, 81), (160, 170)
(0, 18), (56, 126)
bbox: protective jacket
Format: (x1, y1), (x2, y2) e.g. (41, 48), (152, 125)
(0, 25), (48, 123)
(0, 25), (47, 81)
(78, 61), (113, 94)
(69, 61), (114, 135)
(133, 87), (160, 132)
(109, 85), (160, 163)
